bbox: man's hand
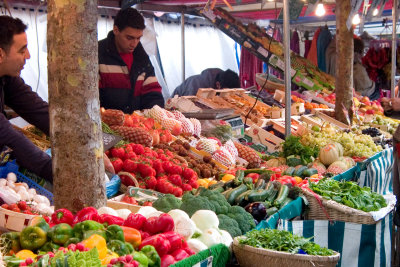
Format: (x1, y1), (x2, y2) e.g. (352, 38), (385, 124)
(103, 153), (115, 174)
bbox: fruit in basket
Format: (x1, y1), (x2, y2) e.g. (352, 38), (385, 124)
(326, 161), (348, 175)
(212, 148), (235, 167)
(101, 108), (125, 126)
(190, 118), (201, 136)
(111, 126), (153, 147)
(180, 118), (194, 135)
(196, 139), (219, 154)
(234, 142), (261, 168)
(308, 160), (327, 175)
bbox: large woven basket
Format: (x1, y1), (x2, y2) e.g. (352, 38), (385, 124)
(302, 188), (388, 225)
(256, 73), (285, 92)
(233, 238), (340, 267)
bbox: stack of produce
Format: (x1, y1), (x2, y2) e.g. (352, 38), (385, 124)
(0, 172), (53, 216)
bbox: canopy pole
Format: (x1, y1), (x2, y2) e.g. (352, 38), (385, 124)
(181, 11), (185, 83)
(283, 0), (291, 137)
(391, 0), (398, 98)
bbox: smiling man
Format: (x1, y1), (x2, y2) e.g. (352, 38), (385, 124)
(99, 8), (164, 113)
(0, 16), (53, 182)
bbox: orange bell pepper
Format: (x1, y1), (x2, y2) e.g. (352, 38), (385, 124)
(81, 234), (107, 259)
(120, 226), (141, 249)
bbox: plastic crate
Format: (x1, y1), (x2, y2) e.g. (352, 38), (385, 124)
(0, 161), (54, 205)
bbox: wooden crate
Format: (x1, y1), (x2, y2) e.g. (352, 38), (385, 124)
(107, 195), (141, 213)
(245, 124), (284, 152)
(300, 114), (323, 127)
(313, 110), (350, 130)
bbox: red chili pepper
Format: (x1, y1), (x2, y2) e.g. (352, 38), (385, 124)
(72, 207), (100, 224)
(51, 209), (74, 226)
(123, 213), (147, 230)
(99, 214), (124, 226)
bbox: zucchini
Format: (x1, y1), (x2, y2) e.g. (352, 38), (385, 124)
(233, 169), (245, 186)
(222, 187), (234, 198)
(248, 189), (270, 202)
(208, 181), (224, 190)
(235, 190), (253, 206)
(259, 172), (272, 182)
(264, 181), (274, 191)
(294, 166), (308, 177)
(211, 187), (225, 193)
(266, 187), (279, 203)
(286, 155), (302, 167)
(243, 177), (254, 190)
(279, 197), (293, 209)
(284, 167), (296, 176)
(302, 168), (318, 178)
(265, 206), (278, 217)
(227, 184), (248, 205)
(255, 178), (265, 189)
(273, 184), (290, 207)
(223, 179), (235, 190)
(243, 169), (272, 175)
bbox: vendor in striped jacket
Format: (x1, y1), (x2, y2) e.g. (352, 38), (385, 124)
(98, 8), (164, 113)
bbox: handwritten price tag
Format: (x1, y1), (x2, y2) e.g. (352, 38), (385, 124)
(257, 47), (269, 58)
(302, 78), (314, 88)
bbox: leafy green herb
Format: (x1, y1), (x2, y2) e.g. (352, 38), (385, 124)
(309, 178), (387, 212)
(239, 228), (334, 256)
(281, 135), (319, 165)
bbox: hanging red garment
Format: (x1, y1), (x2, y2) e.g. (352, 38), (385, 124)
(304, 40), (312, 58)
(306, 28), (321, 66)
(239, 48), (263, 88)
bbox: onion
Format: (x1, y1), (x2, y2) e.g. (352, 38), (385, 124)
(28, 188), (36, 196)
(6, 173), (17, 183)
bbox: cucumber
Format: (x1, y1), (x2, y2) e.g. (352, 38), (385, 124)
(284, 167), (296, 176)
(274, 184), (290, 207)
(235, 190), (253, 206)
(248, 189), (270, 202)
(233, 170), (245, 186)
(255, 178), (265, 189)
(265, 207), (278, 217)
(227, 184), (248, 205)
(294, 166), (308, 177)
(302, 168), (318, 178)
(208, 181), (224, 190)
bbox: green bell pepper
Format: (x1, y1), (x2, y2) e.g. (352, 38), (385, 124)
(30, 216), (50, 233)
(134, 251), (149, 267)
(64, 237), (80, 246)
(107, 239), (131, 256)
(38, 241), (60, 252)
(140, 245), (161, 267)
(20, 226), (47, 250)
(73, 220), (104, 240)
(48, 223), (73, 245)
(83, 229), (107, 241)
(106, 224), (125, 242)
(125, 242), (134, 254)
(1, 232), (21, 254)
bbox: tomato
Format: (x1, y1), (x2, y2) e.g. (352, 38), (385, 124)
(17, 201), (28, 211)
(245, 173), (260, 183)
(172, 187), (183, 197)
(121, 195), (138, 205)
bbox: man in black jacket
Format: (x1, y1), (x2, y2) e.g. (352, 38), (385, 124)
(0, 16), (52, 182)
(99, 8), (164, 113)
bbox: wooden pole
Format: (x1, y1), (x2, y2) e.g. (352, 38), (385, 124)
(334, 0), (354, 125)
(47, 0), (106, 211)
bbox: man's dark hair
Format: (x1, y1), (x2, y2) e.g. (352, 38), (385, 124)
(0, 16), (27, 52)
(216, 69), (240, 88)
(354, 37), (365, 55)
(114, 8), (145, 31)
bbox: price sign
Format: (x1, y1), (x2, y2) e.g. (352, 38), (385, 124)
(303, 78), (315, 88)
(257, 46), (269, 58)
(202, 8), (217, 21)
(276, 58), (285, 71)
(290, 68), (297, 77)
(193, 256), (213, 267)
(103, 132), (123, 152)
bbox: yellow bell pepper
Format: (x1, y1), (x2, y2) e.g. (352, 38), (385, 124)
(197, 179), (210, 188)
(208, 180), (217, 186)
(101, 251), (119, 265)
(222, 174), (235, 182)
(15, 249), (37, 260)
(81, 234), (107, 259)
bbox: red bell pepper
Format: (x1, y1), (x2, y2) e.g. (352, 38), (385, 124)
(245, 173), (260, 183)
(171, 248), (190, 261)
(51, 208), (74, 226)
(155, 214), (174, 233)
(139, 234), (171, 257)
(161, 254), (176, 267)
(72, 207), (100, 224)
(99, 214), (124, 226)
(142, 216), (159, 235)
(123, 213), (147, 230)
(163, 231), (185, 253)
(138, 230), (150, 240)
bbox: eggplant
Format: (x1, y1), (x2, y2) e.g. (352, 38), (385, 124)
(245, 202), (267, 222)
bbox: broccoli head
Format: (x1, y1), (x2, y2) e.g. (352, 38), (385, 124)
(152, 194), (182, 213)
(226, 206), (256, 234)
(180, 193), (216, 216)
(199, 189), (230, 215)
(217, 214), (242, 238)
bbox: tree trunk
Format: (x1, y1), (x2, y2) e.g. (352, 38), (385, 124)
(47, 0), (106, 212)
(334, 0), (354, 125)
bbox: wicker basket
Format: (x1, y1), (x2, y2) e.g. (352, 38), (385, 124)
(233, 238), (340, 267)
(302, 188), (386, 225)
(118, 172), (140, 193)
(256, 73), (285, 92)
(0, 207), (38, 232)
(12, 125), (50, 151)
